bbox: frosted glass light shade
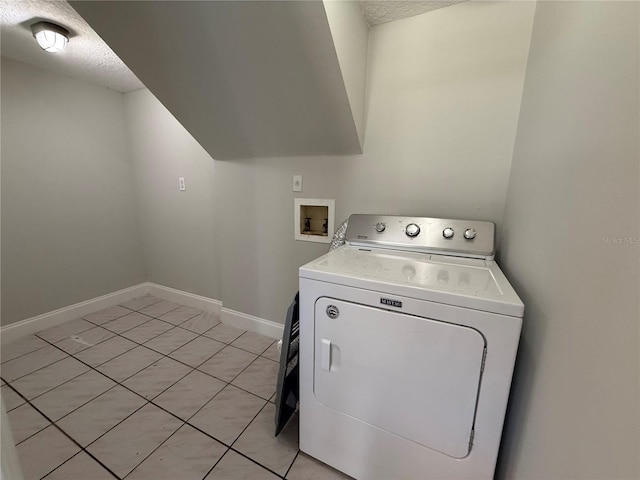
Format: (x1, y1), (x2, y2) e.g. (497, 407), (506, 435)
(31, 21), (69, 53)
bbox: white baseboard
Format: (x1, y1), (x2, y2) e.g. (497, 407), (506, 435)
(221, 308), (284, 340)
(146, 283), (282, 339)
(0, 284), (148, 345)
(145, 283), (222, 316)
(1, 281), (283, 344)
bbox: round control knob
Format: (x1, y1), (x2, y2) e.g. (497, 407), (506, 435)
(464, 228), (477, 240)
(442, 227), (455, 239)
(375, 222), (386, 233)
(405, 223), (420, 237)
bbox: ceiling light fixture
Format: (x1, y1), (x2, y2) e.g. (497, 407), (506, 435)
(31, 21), (69, 53)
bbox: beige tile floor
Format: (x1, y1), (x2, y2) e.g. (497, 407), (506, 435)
(1, 295), (350, 480)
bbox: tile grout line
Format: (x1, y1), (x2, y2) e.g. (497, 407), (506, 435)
(167, 312), (235, 343)
(17, 367), (278, 478)
(68, 315), (185, 372)
(36, 319), (104, 344)
(115, 318), (280, 405)
(112, 304), (220, 352)
(196, 335), (292, 478)
(28, 340), (182, 479)
(204, 447), (288, 480)
(117, 318), (177, 344)
(115, 297), (163, 314)
(0, 343), (53, 367)
(156, 323), (226, 365)
(36, 340), (215, 460)
(0, 354), (88, 391)
(199, 448), (232, 480)
(40, 450), (119, 480)
(77, 320), (274, 403)
(18, 336), (165, 449)
(7, 378), (125, 438)
(2, 295), (165, 366)
(0, 302), (135, 364)
(71, 346), (238, 479)
(186, 343), (272, 412)
(0, 383), (27, 414)
(87, 326), (182, 379)
(0, 351), (72, 384)
(3, 299), (164, 411)
(1, 303), (189, 385)
(2, 313), (275, 405)
(118, 329), (285, 474)
(114, 415), (186, 479)
(228, 400), (292, 479)
(160, 307), (210, 328)
(1, 380), (124, 480)
(12, 339), (152, 436)
(109, 304), (272, 361)
(42, 424), (123, 480)
(2, 323), (140, 384)
(284, 450), (301, 479)
(142, 345), (286, 476)
(1, 382), (52, 445)
(225, 330), (278, 357)
(72, 304), (135, 336)
(4, 299), (286, 479)
(93, 312), (155, 333)
(196, 400), (288, 480)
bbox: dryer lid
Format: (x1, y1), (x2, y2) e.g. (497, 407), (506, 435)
(300, 246), (524, 317)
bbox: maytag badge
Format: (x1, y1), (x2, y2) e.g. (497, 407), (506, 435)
(380, 298), (402, 308)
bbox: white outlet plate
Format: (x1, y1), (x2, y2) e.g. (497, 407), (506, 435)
(179, 177), (186, 191)
(293, 175), (303, 192)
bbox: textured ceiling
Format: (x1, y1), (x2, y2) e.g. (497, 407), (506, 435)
(0, 0), (465, 93)
(358, 0), (467, 26)
(0, 0), (143, 92)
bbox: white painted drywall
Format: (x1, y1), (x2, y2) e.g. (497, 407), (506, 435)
(110, 0), (535, 324)
(0, 58), (145, 326)
(1, 1), (534, 328)
(355, 0), (535, 230)
(211, 1), (536, 323)
(213, 156), (346, 322)
(123, 89), (221, 301)
(71, 0), (362, 159)
(497, 2), (640, 478)
(323, 0), (370, 146)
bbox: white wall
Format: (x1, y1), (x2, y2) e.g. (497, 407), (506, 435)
(211, 0), (536, 323)
(1, 1), (535, 328)
(356, 0), (534, 230)
(124, 89), (220, 301)
(213, 156), (346, 321)
(128, 1), (534, 324)
(1, 58), (145, 326)
(323, 0), (370, 146)
(497, 2), (639, 478)
(71, 0), (362, 160)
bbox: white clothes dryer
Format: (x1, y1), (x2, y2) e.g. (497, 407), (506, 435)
(298, 214), (524, 480)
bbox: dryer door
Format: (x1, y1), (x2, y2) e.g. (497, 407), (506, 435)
(314, 297), (485, 459)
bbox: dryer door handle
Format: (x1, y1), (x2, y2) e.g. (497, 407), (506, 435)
(321, 338), (331, 371)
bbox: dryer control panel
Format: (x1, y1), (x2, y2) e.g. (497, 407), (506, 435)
(345, 214), (495, 259)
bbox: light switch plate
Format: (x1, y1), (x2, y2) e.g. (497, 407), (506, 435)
(293, 175), (303, 192)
